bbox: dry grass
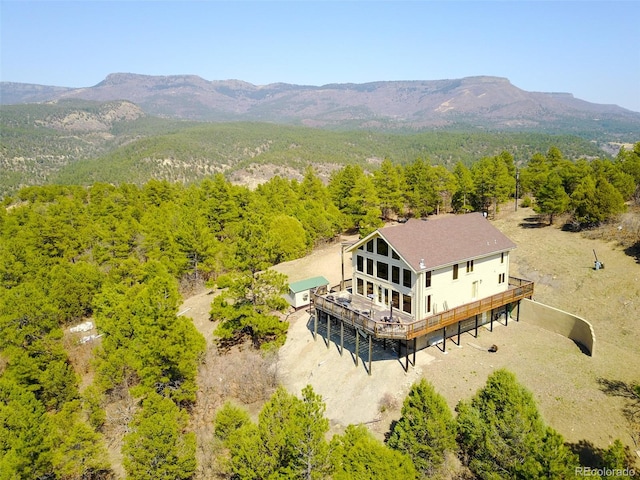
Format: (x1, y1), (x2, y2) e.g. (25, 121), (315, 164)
(190, 343), (279, 480)
(582, 208), (640, 263)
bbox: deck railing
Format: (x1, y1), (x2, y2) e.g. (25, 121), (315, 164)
(312, 277), (534, 341)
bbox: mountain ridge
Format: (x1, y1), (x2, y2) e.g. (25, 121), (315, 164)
(2, 73), (639, 134)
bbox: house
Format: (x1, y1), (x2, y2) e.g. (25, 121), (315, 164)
(311, 213), (534, 373)
(285, 276), (330, 309)
(349, 213), (516, 320)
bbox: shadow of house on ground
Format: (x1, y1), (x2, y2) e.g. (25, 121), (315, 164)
(306, 315), (408, 375)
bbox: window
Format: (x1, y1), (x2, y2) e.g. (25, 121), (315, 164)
(366, 258), (373, 275)
(377, 262), (388, 280)
(466, 260), (474, 273)
(392, 291), (400, 309)
(392, 266), (400, 284)
(376, 238), (388, 256)
(403, 269), (412, 288)
(402, 294), (412, 314)
(425, 271), (432, 288)
(356, 255), (363, 272)
(357, 278), (364, 294)
(453, 264), (459, 280)
(392, 250), (400, 260)
(426, 294), (431, 313)
(501, 252), (504, 264)
(366, 240), (374, 252)
(367, 281), (374, 297)
(358, 244), (363, 250)
(498, 273), (506, 284)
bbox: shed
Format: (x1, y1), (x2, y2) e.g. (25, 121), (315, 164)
(285, 276), (330, 309)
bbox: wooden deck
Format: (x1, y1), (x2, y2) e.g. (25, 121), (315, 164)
(312, 277), (534, 341)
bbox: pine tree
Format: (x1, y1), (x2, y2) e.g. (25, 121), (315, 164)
(331, 424), (417, 479)
(0, 378), (54, 479)
(213, 401), (252, 442)
(48, 402), (112, 479)
(122, 392), (197, 480)
(456, 369), (578, 479)
(387, 379), (457, 477)
(328, 165), (382, 234)
(452, 161), (475, 213)
(471, 154), (514, 218)
(211, 268), (289, 350)
(519, 152), (550, 196)
(403, 158), (438, 217)
(289, 385), (331, 479)
(571, 175), (626, 225)
(373, 159), (405, 219)
(534, 171), (570, 224)
(225, 385), (331, 479)
(266, 214), (308, 264)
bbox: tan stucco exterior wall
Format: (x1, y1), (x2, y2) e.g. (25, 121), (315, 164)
(520, 298), (596, 356)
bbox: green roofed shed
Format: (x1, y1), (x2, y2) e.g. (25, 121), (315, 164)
(285, 276), (330, 308)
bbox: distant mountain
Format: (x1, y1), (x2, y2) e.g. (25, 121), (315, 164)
(2, 73), (639, 137)
(0, 81), (74, 105)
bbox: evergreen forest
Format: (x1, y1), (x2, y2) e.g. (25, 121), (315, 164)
(0, 99), (620, 199)
(1, 140), (639, 479)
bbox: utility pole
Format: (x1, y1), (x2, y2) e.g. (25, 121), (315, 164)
(515, 169), (519, 211)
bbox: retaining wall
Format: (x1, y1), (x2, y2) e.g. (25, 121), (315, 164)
(520, 298), (595, 356)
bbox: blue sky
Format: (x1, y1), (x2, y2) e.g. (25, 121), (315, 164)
(2, 1), (639, 112)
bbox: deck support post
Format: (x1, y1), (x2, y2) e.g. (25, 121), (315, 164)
(505, 304), (509, 326)
(355, 331), (359, 367)
(490, 308), (494, 332)
(475, 314), (479, 338)
(442, 327), (446, 352)
(412, 338), (416, 365)
(516, 300), (521, 322)
(326, 314), (331, 349)
(314, 310), (318, 341)
(368, 335), (372, 376)
(405, 340), (409, 372)
(457, 320), (461, 346)
(340, 322), (344, 356)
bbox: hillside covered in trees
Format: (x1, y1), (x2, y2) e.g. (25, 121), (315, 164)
(1, 142), (639, 478)
(1, 98), (623, 199)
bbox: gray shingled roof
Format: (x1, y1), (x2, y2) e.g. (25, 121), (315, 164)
(355, 213), (516, 272)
